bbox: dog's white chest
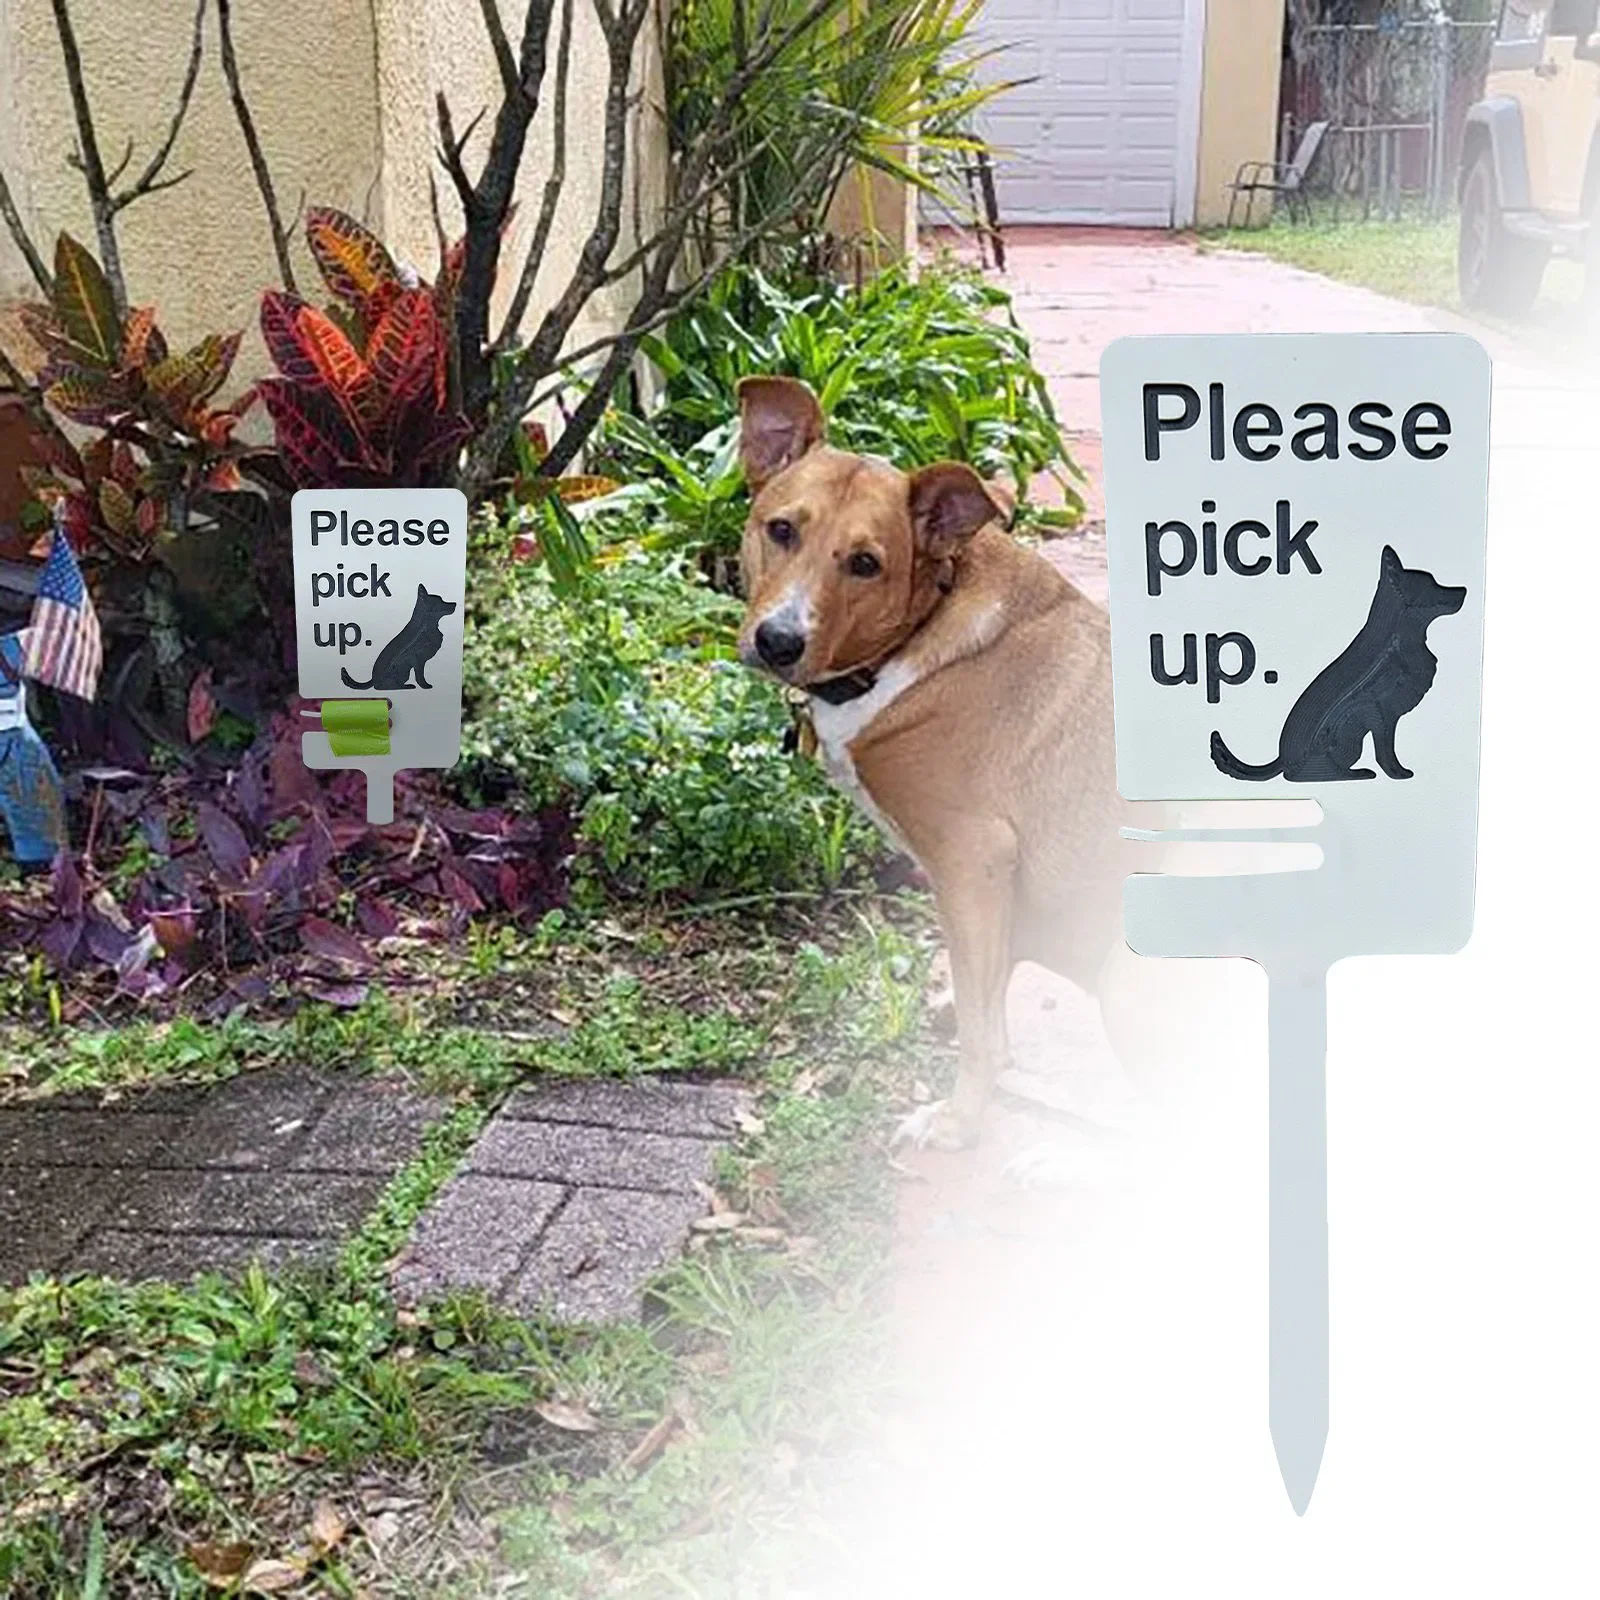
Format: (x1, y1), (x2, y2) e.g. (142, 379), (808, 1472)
(809, 662), (918, 854)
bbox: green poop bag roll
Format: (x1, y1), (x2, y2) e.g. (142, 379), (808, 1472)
(321, 698), (390, 757)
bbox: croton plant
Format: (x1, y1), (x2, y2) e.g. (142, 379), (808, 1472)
(9, 233), (256, 566)
(257, 208), (472, 489)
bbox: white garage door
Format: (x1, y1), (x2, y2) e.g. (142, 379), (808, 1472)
(970, 0), (1200, 226)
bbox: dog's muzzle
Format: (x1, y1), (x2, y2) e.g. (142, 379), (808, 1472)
(754, 619), (806, 671)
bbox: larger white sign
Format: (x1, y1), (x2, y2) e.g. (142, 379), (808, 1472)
(1100, 332), (1492, 1515)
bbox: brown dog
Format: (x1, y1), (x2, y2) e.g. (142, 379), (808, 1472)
(736, 376), (1160, 1151)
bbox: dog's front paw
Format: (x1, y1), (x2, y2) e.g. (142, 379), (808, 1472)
(891, 1099), (976, 1152)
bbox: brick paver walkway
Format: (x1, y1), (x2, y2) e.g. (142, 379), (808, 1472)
(393, 1077), (751, 1322)
(937, 225), (1581, 609)
(0, 1068), (444, 1283)
(1, 1067), (748, 1325)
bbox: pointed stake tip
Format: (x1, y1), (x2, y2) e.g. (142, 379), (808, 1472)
(1274, 1446), (1324, 1516)
(1271, 1424), (1325, 1516)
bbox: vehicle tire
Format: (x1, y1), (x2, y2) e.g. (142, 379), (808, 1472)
(1458, 147), (1547, 316)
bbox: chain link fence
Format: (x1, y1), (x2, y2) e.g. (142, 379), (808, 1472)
(1280, 16), (1496, 219)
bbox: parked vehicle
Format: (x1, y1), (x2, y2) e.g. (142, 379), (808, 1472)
(1458, 0), (1600, 312)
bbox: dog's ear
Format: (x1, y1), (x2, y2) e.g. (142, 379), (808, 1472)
(909, 462), (1003, 559)
(738, 377), (825, 490)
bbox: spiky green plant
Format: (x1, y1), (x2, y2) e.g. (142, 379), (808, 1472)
(666, 0), (1014, 266)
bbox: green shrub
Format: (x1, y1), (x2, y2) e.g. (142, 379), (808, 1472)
(667, 0), (1005, 265)
(462, 530), (877, 899)
(586, 256), (1082, 560)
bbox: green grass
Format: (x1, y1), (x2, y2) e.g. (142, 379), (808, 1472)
(1199, 214), (1587, 326)
(1200, 217), (1462, 308)
(0, 906), (807, 1105)
(0, 902), (946, 1597)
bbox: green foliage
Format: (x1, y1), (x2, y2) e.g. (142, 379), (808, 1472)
(0, 1107), (490, 1594)
(589, 257), (1080, 559)
(666, 0), (1008, 262)
(462, 528), (878, 898)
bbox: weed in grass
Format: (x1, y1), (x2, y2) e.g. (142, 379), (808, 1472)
(0, 1103), (498, 1593)
(497, 1252), (890, 1597)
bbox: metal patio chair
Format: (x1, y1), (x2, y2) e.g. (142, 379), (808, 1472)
(1226, 120), (1329, 229)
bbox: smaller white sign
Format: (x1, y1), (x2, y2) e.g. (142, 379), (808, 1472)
(291, 488), (469, 822)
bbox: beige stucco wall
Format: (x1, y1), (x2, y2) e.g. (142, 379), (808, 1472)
(0, 0), (666, 380)
(1193, 0), (1285, 227)
(373, 0), (667, 364)
(0, 0), (383, 354)
(827, 157), (920, 261)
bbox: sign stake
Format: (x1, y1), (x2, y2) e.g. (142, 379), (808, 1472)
(1268, 965), (1328, 1515)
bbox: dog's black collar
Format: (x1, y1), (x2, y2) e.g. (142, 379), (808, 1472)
(806, 668), (878, 705)
(794, 557), (961, 710)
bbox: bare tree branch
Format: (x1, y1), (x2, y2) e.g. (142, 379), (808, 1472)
(452, 0), (868, 494)
(458, 0), (844, 492)
(434, 94), (485, 212)
(111, 0), (206, 215)
(0, 168), (52, 296)
(428, 170), (451, 276)
(428, 171), (465, 413)
(595, 127), (784, 290)
(450, 0), (560, 416)
(126, 169), (195, 205)
(105, 139), (135, 189)
(477, 0), (520, 99)
(216, 0), (299, 293)
(513, 0), (646, 391)
(538, 152), (837, 479)
(494, 0), (575, 352)
(47, 0), (128, 314)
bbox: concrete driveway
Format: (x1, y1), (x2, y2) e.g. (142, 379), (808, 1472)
(809, 230), (1600, 1599)
(980, 226), (1600, 604)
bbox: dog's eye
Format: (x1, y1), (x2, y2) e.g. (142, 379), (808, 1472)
(847, 550), (881, 579)
(767, 518), (798, 548)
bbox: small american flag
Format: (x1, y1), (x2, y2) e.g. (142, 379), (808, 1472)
(22, 520), (103, 702)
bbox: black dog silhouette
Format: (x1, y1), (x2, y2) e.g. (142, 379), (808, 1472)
(1210, 546), (1465, 782)
(341, 584), (456, 691)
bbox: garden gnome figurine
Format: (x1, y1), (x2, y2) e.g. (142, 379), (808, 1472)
(0, 630), (66, 867)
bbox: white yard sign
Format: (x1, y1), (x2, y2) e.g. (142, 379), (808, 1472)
(291, 489), (469, 823)
(1100, 333), (1491, 1513)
